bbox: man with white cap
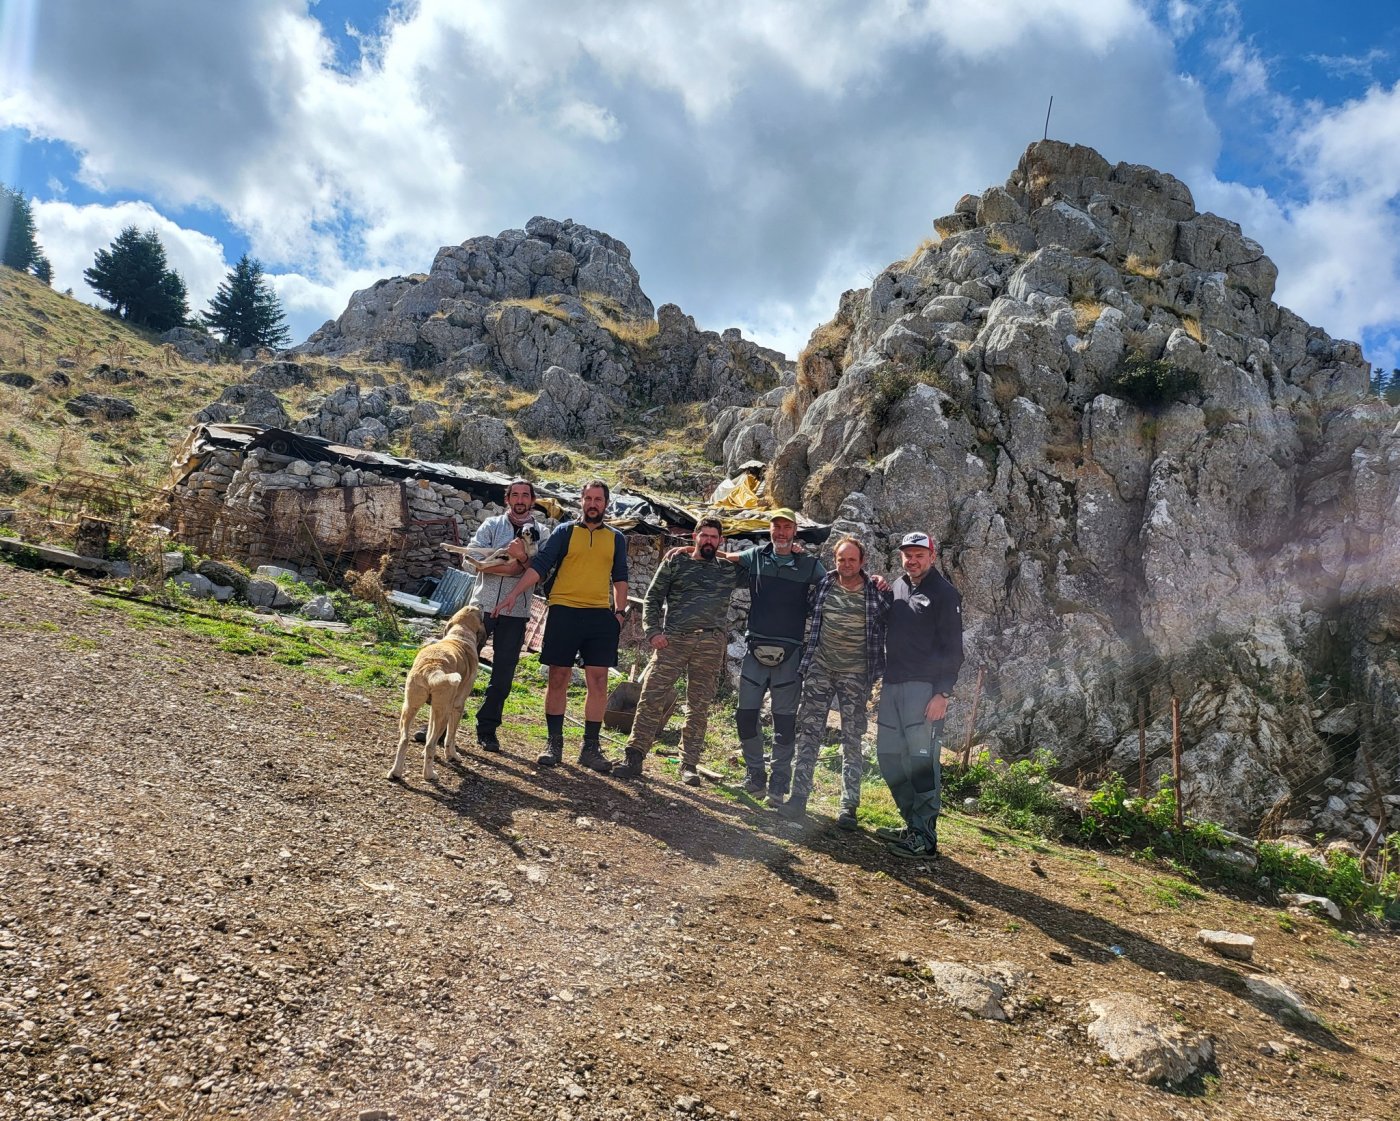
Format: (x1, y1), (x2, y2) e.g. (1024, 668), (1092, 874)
(876, 531), (963, 859)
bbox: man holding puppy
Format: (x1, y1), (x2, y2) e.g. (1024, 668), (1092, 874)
(466, 478), (541, 753)
(618, 517), (736, 783)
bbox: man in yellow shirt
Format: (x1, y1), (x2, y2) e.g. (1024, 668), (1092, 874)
(497, 480), (628, 773)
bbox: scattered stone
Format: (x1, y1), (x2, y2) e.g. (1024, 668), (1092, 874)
(1280, 893), (1343, 922)
(1244, 975), (1320, 1024)
(923, 961), (1024, 1021)
(1197, 929), (1255, 961)
(1083, 994), (1215, 1085)
(65, 392), (137, 420)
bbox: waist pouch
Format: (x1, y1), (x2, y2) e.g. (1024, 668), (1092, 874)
(748, 641), (792, 667)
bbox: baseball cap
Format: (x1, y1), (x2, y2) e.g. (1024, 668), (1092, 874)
(898, 531), (933, 550)
(768, 508), (798, 524)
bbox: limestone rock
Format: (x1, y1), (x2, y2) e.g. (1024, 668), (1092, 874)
(520, 365), (620, 442)
(160, 326), (221, 363)
(923, 961), (1024, 1021)
(448, 412), (523, 472)
(66, 393), (137, 421)
(1084, 994), (1214, 1085)
(1243, 975), (1320, 1023)
(1196, 930), (1255, 961)
(195, 384), (288, 428)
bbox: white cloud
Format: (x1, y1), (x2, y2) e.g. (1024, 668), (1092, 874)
(30, 199), (229, 317)
(8, 0), (1347, 363)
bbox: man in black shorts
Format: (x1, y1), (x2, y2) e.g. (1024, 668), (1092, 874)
(496, 480), (628, 773)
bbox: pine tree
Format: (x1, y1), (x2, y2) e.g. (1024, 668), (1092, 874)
(1, 184), (43, 273)
(83, 226), (189, 331)
(1385, 369), (1400, 407)
(204, 253), (291, 350)
(32, 256), (53, 285)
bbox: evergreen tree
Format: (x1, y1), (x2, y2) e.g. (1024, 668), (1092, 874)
(204, 253), (291, 350)
(83, 226), (189, 331)
(1386, 368), (1400, 407)
(32, 255), (53, 286)
(1, 184), (43, 273)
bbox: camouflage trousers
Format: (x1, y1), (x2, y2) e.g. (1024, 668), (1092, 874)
(789, 662), (872, 810)
(627, 630), (727, 766)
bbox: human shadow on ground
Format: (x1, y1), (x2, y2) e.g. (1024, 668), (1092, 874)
(782, 810), (1351, 1053)
(387, 745), (837, 904)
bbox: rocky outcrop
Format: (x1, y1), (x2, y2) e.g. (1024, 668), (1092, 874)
(520, 364), (621, 443)
(298, 216), (786, 415)
(716, 139), (1400, 834)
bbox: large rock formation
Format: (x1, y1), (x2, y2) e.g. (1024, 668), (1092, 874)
(298, 216), (787, 418)
(720, 140), (1400, 834)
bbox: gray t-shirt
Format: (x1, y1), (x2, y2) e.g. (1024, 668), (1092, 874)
(466, 514), (538, 619)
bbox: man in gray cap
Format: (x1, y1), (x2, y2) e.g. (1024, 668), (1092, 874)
(876, 532), (963, 859)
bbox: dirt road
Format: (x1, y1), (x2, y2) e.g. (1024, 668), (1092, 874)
(2, 565), (1396, 1120)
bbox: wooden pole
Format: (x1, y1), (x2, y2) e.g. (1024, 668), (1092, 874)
(1137, 691), (1148, 799)
(961, 665), (986, 768)
(1170, 695), (1183, 830)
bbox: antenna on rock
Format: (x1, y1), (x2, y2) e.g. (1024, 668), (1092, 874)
(1043, 95), (1054, 141)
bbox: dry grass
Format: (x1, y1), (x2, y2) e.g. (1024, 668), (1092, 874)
(1182, 316), (1205, 344)
(1072, 298), (1107, 335)
(991, 372), (1021, 408)
(1123, 253), (1162, 279)
(496, 295), (574, 324)
(796, 316), (854, 397)
(580, 291), (660, 353)
(900, 233), (940, 268)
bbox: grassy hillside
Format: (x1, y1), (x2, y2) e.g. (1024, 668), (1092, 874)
(0, 265), (720, 511)
(0, 266), (235, 488)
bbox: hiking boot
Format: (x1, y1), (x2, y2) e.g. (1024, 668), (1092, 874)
(413, 728), (445, 746)
(536, 735), (563, 768)
(836, 808), (859, 832)
(578, 741), (614, 774)
(678, 766), (701, 787)
(773, 798), (807, 821)
(617, 749), (645, 779)
(875, 823), (910, 842)
(476, 727), (502, 753)
(743, 774), (767, 796)
(886, 831), (940, 861)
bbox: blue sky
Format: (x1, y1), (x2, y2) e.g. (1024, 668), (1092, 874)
(2, 0), (1399, 371)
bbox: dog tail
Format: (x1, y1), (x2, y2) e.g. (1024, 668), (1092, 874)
(427, 670), (463, 689)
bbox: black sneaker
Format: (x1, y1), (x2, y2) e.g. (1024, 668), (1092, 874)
(476, 728), (502, 753)
(875, 824), (910, 842)
(886, 831), (939, 860)
(578, 742), (614, 774)
(537, 736), (563, 767)
(836, 809), (859, 832)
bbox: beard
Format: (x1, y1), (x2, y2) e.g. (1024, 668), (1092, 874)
(698, 542), (718, 559)
(583, 508), (604, 525)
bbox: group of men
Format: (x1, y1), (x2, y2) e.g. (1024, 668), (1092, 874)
(453, 477), (963, 860)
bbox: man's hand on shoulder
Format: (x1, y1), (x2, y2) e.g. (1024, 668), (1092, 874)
(871, 573), (890, 592)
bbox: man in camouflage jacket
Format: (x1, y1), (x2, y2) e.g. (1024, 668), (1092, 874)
(618, 517), (738, 783)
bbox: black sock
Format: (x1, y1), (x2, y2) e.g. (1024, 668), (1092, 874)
(584, 720), (601, 744)
(546, 714), (564, 738)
